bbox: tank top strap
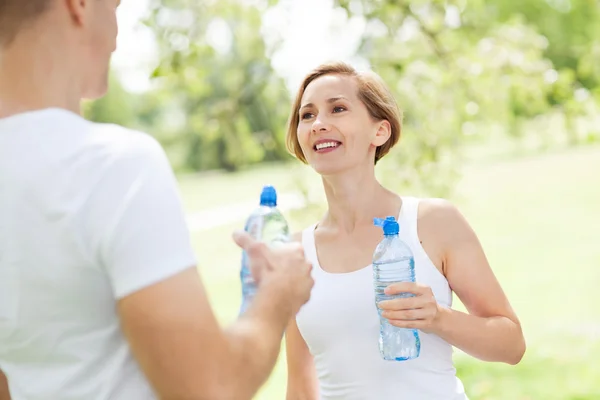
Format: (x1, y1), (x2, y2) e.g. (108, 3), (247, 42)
(301, 223), (319, 268)
(398, 196), (421, 245)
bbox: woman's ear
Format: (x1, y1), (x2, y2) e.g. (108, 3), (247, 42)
(371, 120), (392, 147)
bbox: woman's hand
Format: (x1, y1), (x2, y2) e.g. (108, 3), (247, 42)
(377, 282), (444, 334)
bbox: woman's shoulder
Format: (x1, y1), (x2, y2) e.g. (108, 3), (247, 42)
(413, 197), (458, 217)
(413, 197), (474, 245)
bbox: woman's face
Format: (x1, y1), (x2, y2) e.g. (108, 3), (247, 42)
(296, 74), (389, 176)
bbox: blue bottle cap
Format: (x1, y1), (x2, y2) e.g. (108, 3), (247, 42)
(374, 215), (399, 235)
(260, 185), (277, 206)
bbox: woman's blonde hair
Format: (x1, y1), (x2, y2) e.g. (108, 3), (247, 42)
(286, 61), (403, 164)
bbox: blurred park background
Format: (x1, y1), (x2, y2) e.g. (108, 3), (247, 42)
(89, 0), (599, 398)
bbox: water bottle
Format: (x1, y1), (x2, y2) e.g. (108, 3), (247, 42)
(239, 185), (290, 315)
(372, 216), (420, 361)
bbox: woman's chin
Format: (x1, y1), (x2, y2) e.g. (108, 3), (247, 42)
(309, 162), (348, 177)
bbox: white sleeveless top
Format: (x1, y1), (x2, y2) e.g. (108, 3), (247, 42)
(296, 197), (468, 400)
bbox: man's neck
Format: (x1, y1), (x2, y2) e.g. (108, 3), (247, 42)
(0, 36), (81, 119)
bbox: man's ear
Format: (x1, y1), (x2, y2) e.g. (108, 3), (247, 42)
(372, 119), (392, 147)
(65, 0), (88, 26)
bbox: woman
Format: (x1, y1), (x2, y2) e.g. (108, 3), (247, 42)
(284, 62), (526, 399)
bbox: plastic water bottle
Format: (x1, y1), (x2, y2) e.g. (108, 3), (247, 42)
(372, 216), (420, 361)
(239, 185), (290, 315)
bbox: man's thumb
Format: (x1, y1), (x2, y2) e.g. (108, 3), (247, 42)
(232, 230), (255, 250)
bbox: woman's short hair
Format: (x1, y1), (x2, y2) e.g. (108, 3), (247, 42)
(286, 61), (403, 164)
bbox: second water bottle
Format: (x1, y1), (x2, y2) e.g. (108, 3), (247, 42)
(372, 216), (420, 361)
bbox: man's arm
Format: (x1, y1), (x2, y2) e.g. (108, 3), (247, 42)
(119, 268), (287, 399)
(0, 369), (10, 400)
(119, 235), (312, 399)
(84, 132), (312, 398)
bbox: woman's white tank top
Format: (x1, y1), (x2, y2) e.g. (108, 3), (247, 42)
(296, 197), (468, 399)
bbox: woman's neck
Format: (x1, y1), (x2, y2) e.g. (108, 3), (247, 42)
(321, 166), (401, 233)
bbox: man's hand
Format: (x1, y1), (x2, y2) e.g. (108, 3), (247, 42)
(233, 231), (314, 316)
(118, 232), (313, 400)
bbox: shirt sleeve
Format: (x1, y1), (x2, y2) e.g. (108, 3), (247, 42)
(85, 131), (197, 299)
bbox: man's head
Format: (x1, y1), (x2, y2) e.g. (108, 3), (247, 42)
(0, 0), (121, 100)
(0, 1), (53, 48)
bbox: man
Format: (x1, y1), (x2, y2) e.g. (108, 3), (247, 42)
(0, 1), (314, 399)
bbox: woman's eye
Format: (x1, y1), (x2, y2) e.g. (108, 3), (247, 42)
(301, 112), (314, 120)
(333, 106), (346, 113)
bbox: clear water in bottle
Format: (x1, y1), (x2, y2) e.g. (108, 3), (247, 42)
(240, 186), (289, 314)
(373, 216), (421, 361)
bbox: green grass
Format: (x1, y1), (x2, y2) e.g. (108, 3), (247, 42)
(182, 145), (600, 399)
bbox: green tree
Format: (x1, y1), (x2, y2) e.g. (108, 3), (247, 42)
(83, 72), (137, 128)
(485, 0), (600, 144)
(332, 0), (558, 195)
(145, 0), (291, 172)
(487, 0), (600, 89)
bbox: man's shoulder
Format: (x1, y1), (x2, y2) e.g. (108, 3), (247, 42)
(70, 120), (172, 187)
(12, 108), (166, 163)
(86, 121), (163, 159)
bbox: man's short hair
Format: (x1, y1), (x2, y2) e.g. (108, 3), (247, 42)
(0, 0), (52, 47)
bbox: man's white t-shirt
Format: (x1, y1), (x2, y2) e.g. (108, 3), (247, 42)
(0, 108), (197, 399)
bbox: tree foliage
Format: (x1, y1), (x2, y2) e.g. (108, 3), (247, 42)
(85, 0), (599, 192)
(142, 0), (291, 172)
(334, 0), (599, 195)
